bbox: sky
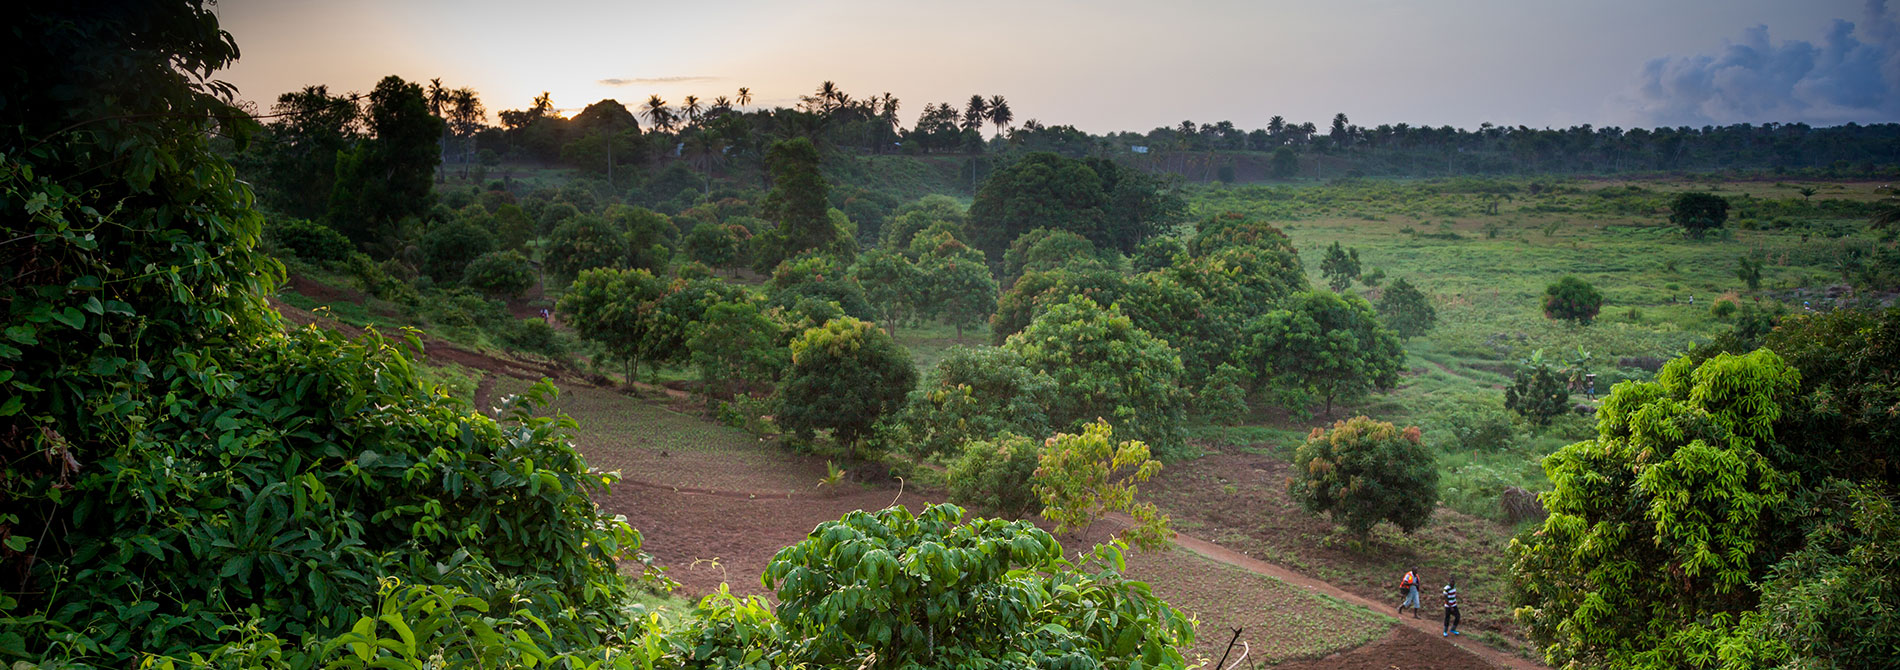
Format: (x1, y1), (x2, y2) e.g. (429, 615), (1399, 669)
(213, 0), (1900, 134)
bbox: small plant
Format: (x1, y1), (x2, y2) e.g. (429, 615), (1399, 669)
(1626, 307), (1643, 322)
(1711, 298), (1739, 320)
(1033, 420), (1170, 550)
(816, 460), (845, 493)
(1505, 350), (1571, 430)
(1542, 276), (1603, 324)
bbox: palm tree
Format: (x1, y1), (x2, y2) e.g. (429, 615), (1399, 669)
(682, 95), (703, 129)
(427, 78), (449, 182)
(447, 88), (483, 176)
(811, 80), (841, 113)
(963, 95), (988, 132)
(1267, 115), (1285, 138)
(711, 95), (732, 114)
(643, 95), (674, 133)
(736, 87), (751, 107)
(986, 94), (1012, 138)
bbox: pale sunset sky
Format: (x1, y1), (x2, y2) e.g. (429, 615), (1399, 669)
(214, 0), (1900, 132)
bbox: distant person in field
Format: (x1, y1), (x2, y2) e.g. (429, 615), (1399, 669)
(1397, 567), (1421, 618)
(1442, 576), (1462, 636)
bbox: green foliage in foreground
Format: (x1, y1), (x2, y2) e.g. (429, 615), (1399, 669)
(1, 5), (651, 665)
(1033, 420), (1172, 551)
(1509, 350), (1799, 668)
(1288, 417), (1439, 536)
(765, 503), (1194, 668)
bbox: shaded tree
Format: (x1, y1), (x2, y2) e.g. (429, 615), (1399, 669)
(327, 75), (444, 247)
(1242, 291), (1404, 416)
(778, 317), (917, 452)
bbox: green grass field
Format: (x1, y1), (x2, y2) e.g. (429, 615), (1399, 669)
(1183, 176), (1891, 519)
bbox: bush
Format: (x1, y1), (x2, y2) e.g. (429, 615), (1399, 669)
(544, 214), (626, 281)
(778, 317), (917, 452)
(893, 346), (1056, 459)
(268, 218), (354, 264)
(1288, 416), (1439, 536)
(947, 433), (1042, 519)
(461, 249), (536, 298)
(1505, 353), (1571, 428)
(1669, 191), (1730, 238)
(420, 219), (496, 282)
(1711, 297), (1739, 320)
(1033, 420), (1171, 549)
(1006, 296), (1189, 459)
(1376, 277), (1437, 339)
(1432, 403), (1517, 452)
(1542, 275), (1603, 324)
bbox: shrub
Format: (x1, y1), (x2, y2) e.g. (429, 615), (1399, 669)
(893, 346), (1056, 459)
(947, 433), (1042, 519)
(420, 219), (496, 282)
(267, 218), (354, 264)
(1542, 275), (1603, 324)
(1711, 297), (1739, 320)
(544, 214), (626, 281)
(1670, 191), (1730, 238)
(461, 249), (536, 298)
(1288, 416), (1439, 536)
(1376, 277), (1437, 339)
(778, 317), (917, 452)
(1006, 296), (1189, 459)
(1505, 352), (1571, 428)
(1433, 403), (1517, 452)
(761, 504), (1194, 667)
(1033, 420), (1171, 549)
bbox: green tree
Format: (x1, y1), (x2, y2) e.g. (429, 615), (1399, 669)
(1508, 350), (1800, 669)
(967, 152), (1183, 257)
(1375, 277), (1437, 339)
(892, 346), (1056, 459)
(1729, 483), (1900, 669)
(1242, 291), (1404, 416)
(778, 317), (917, 451)
(1006, 296), (1189, 458)
(604, 204), (675, 271)
(687, 298), (788, 399)
(544, 214), (626, 281)
(1132, 236), (1186, 274)
(1543, 275), (1603, 324)
(849, 248), (923, 334)
(684, 221), (740, 275)
(1504, 350), (1571, 429)
(947, 434), (1043, 520)
(1032, 420), (1171, 550)
(916, 236), (998, 341)
(761, 504), (1194, 667)
(327, 75), (444, 247)
(1737, 254), (1763, 290)
(1001, 227), (1106, 282)
(460, 249), (535, 298)
(420, 219), (495, 281)
(1669, 191), (1730, 238)
(1319, 241), (1362, 292)
(492, 203), (536, 251)
(1270, 146), (1299, 179)
(555, 268), (666, 380)
(759, 137), (839, 265)
(0, 5), (655, 664)
(990, 267), (1133, 344)
(249, 85), (360, 220)
(1288, 416), (1438, 536)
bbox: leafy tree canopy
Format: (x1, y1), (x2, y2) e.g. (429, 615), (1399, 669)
(1543, 275), (1603, 324)
(779, 317), (917, 450)
(968, 152), (1183, 257)
(1242, 290), (1404, 416)
(1288, 417), (1438, 536)
(1006, 296), (1189, 459)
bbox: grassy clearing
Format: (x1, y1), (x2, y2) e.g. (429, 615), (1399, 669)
(1184, 176), (1891, 520)
(493, 376), (829, 494)
(1124, 547), (1393, 664)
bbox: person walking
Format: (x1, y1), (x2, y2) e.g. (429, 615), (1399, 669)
(1442, 576), (1462, 636)
(1396, 567), (1421, 618)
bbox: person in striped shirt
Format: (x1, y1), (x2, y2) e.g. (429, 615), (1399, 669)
(1442, 576), (1461, 636)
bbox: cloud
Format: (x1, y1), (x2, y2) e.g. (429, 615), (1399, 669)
(1621, 0), (1900, 126)
(598, 76), (720, 86)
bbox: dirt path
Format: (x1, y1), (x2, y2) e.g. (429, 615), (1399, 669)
(1149, 517), (1540, 670)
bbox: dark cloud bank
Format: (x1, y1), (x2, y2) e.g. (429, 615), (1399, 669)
(1627, 0), (1900, 126)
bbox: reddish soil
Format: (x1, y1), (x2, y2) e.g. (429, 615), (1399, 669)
(269, 279), (1541, 669)
(601, 482), (941, 600)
